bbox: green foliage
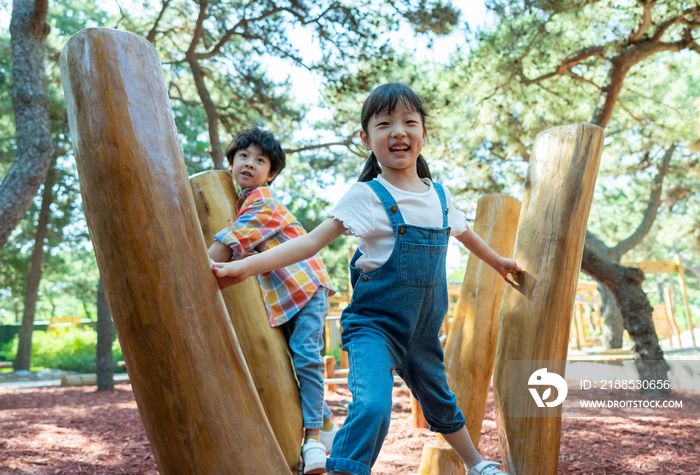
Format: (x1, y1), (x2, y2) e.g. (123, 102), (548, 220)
(2, 0), (700, 329)
(0, 327), (124, 373)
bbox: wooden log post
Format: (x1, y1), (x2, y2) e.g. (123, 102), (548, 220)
(60, 28), (290, 475)
(189, 170), (303, 472)
(411, 395), (429, 429)
(571, 308), (582, 350)
(493, 124), (604, 475)
(442, 194), (520, 450)
(417, 439), (465, 475)
(61, 374), (97, 387)
(324, 355), (336, 393)
(664, 287), (681, 346)
(674, 254), (697, 347)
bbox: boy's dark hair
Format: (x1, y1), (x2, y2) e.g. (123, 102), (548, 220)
(358, 83), (432, 183)
(225, 127), (285, 183)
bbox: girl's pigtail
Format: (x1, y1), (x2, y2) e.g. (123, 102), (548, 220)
(416, 154), (432, 181)
(358, 152), (382, 182)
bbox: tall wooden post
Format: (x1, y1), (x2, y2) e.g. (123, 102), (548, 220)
(674, 254), (697, 347)
(420, 195), (519, 475)
(60, 28), (290, 475)
(493, 124), (603, 475)
(663, 287), (681, 346)
(189, 170), (303, 472)
(443, 194), (520, 448)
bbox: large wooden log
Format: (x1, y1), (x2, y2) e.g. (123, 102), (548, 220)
(493, 124), (603, 475)
(443, 194), (520, 450)
(61, 374), (97, 387)
(189, 170), (303, 472)
(60, 28), (290, 475)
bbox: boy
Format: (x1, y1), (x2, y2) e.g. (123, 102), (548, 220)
(208, 127), (338, 474)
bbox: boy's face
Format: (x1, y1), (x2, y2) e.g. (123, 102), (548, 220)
(228, 144), (278, 189)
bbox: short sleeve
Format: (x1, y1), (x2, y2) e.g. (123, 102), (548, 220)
(328, 183), (376, 238)
(442, 184), (468, 236)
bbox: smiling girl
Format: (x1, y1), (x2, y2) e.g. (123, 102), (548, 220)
(212, 84), (520, 475)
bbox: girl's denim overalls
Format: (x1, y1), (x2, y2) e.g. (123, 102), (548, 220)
(325, 180), (466, 475)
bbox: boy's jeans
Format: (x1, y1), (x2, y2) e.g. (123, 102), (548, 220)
(282, 287), (333, 429)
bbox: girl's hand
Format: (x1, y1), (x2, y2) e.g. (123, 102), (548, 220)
(212, 260), (250, 289)
(496, 257), (522, 285)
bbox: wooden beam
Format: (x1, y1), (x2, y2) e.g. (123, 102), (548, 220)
(620, 259), (677, 275)
(576, 280), (598, 291)
(190, 170), (303, 472)
(493, 123), (604, 475)
(60, 28), (290, 475)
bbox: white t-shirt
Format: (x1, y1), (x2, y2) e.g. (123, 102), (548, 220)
(329, 175), (468, 271)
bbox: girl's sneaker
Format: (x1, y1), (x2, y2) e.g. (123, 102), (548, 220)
(467, 460), (507, 475)
(302, 439), (327, 475)
(319, 423), (339, 454)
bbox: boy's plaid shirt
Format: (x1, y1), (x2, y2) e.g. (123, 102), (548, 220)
(213, 184), (335, 327)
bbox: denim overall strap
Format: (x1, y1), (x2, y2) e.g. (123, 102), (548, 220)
(365, 180), (404, 232)
(433, 182), (449, 229)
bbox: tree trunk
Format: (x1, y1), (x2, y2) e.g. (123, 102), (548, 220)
(186, 55), (225, 170)
(0, 0), (53, 251)
(185, 1), (224, 170)
(581, 245), (671, 396)
(82, 301), (92, 320)
(14, 157), (55, 371)
(96, 279), (114, 391)
(598, 280), (624, 349)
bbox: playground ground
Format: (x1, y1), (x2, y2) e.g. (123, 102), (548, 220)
(1, 380), (699, 475)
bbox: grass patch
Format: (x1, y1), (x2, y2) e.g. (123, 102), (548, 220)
(0, 327), (124, 373)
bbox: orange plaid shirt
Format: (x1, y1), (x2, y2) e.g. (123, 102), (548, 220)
(213, 184), (334, 327)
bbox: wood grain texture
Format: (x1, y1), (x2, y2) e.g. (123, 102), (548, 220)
(411, 394), (429, 429)
(443, 194), (520, 450)
(189, 170), (303, 472)
(493, 124), (604, 475)
(60, 28), (289, 475)
(417, 439), (465, 475)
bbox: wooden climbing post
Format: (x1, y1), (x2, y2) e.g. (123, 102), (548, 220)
(493, 124), (604, 475)
(442, 194), (520, 450)
(60, 28), (290, 475)
(190, 170), (303, 473)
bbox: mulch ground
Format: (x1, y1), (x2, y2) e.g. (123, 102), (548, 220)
(1, 382), (698, 474)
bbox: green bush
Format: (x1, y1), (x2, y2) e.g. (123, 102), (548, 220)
(0, 327), (124, 373)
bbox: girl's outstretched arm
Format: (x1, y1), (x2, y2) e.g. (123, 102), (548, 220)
(211, 217), (347, 289)
(455, 227), (521, 284)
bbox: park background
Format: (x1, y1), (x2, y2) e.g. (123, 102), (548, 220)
(1, 1), (700, 474)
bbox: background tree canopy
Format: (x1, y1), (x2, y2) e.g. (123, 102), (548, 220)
(0, 1), (698, 359)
